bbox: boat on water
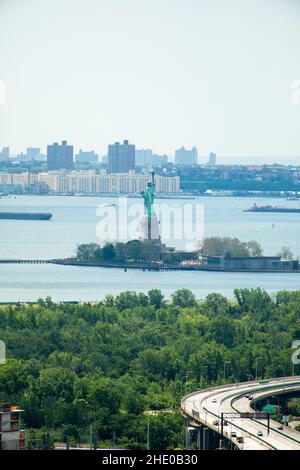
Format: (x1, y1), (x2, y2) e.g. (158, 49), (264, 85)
(244, 204), (300, 213)
(0, 212), (53, 220)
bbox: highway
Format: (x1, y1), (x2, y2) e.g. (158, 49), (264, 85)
(181, 376), (300, 450)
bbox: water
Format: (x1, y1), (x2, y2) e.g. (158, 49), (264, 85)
(0, 195), (300, 301)
(1, 263), (300, 303)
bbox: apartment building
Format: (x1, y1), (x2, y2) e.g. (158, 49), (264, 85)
(0, 404), (25, 450)
(0, 171), (180, 195)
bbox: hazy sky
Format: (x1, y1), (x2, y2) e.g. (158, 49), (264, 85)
(0, 0), (300, 163)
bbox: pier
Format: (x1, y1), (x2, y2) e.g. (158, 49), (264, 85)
(1, 258), (300, 273)
(0, 259), (51, 264)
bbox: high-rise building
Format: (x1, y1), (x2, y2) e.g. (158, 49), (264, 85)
(175, 146), (198, 165)
(135, 149), (169, 167)
(75, 149), (98, 164)
(135, 148), (153, 166)
(0, 146), (9, 161)
(47, 141), (74, 171)
(108, 140), (135, 173)
(26, 147), (41, 161)
(152, 154), (169, 166)
(207, 152), (217, 166)
(17, 152), (28, 162)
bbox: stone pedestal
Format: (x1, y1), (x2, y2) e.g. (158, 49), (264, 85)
(140, 215), (160, 241)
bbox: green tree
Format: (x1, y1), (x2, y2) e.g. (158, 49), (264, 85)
(125, 240), (143, 262)
(171, 289), (197, 308)
(115, 291), (141, 310)
(148, 289), (164, 309)
(246, 240), (263, 257)
(204, 293), (230, 316)
(76, 243), (101, 262)
(123, 393), (145, 414)
(202, 237), (262, 257)
(101, 243), (116, 261)
(88, 377), (121, 415)
(277, 246), (294, 260)
(146, 413), (183, 450)
(234, 288), (272, 313)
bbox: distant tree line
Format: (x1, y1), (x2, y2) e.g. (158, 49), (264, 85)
(75, 240), (164, 264)
(0, 287), (300, 448)
(74, 237), (266, 265)
(177, 167), (300, 193)
(202, 237), (263, 257)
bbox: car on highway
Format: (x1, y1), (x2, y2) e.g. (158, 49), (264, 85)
(212, 398), (218, 403)
(230, 431), (237, 438)
(277, 425), (284, 430)
(257, 430), (263, 437)
(213, 420), (219, 426)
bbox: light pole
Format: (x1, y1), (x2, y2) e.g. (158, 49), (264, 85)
(255, 356), (263, 380)
(183, 370), (193, 393)
(89, 423), (93, 450)
(272, 395), (280, 410)
(197, 428), (201, 450)
(182, 375), (188, 396)
(277, 365), (286, 400)
(277, 364), (285, 378)
(203, 427), (208, 450)
(224, 361), (231, 382)
(185, 427), (189, 450)
(292, 361), (295, 377)
(147, 417), (150, 450)
(192, 395), (196, 414)
(200, 365), (208, 388)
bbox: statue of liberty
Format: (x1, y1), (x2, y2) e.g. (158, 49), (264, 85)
(140, 172), (159, 241)
(141, 172), (156, 217)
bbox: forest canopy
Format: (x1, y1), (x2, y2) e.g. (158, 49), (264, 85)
(0, 287), (299, 448)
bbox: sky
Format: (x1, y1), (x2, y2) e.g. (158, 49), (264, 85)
(0, 0), (300, 164)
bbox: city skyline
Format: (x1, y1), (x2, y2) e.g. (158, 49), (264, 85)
(3, 140), (300, 166)
(0, 0), (300, 164)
